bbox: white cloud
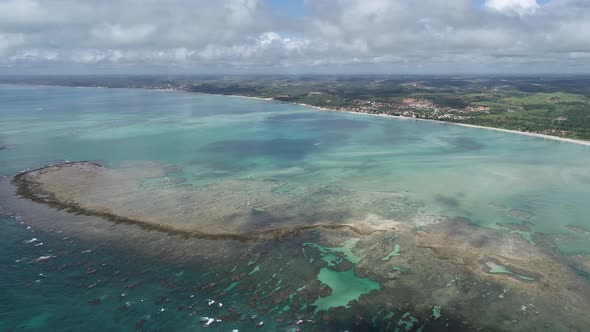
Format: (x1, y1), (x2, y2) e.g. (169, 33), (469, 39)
(91, 24), (156, 45)
(0, 33), (25, 55)
(0, 0), (589, 73)
(485, 0), (539, 16)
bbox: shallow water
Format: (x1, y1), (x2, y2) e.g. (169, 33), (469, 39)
(2, 84), (590, 331)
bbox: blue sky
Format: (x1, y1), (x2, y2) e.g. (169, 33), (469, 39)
(267, 0), (307, 17)
(267, 0), (552, 17)
(0, 0), (589, 74)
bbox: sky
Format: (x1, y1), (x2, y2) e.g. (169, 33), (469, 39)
(0, 0), (589, 75)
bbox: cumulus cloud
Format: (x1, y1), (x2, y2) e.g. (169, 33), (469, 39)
(485, 0), (539, 16)
(0, 0), (589, 73)
(91, 24), (157, 45)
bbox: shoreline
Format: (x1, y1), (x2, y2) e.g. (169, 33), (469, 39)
(204, 92), (590, 147)
(301, 106), (590, 147)
(5, 83), (590, 146)
(178, 89), (590, 147)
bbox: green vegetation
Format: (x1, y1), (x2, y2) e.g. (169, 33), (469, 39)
(3, 75), (590, 140)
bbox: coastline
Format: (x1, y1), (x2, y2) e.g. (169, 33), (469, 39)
(5, 83), (590, 146)
(291, 101), (590, 147)
(315, 107), (590, 147)
(451, 122), (590, 146)
(181, 89), (590, 147)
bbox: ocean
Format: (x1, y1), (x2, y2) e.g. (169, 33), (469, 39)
(2, 84), (590, 331)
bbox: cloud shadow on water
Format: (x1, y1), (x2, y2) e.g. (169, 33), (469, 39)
(265, 112), (370, 132)
(201, 138), (318, 163)
(442, 136), (486, 152)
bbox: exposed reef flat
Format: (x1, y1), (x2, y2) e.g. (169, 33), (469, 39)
(352, 219), (590, 331)
(12, 161), (401, 241)
(5, 165), (590, 330)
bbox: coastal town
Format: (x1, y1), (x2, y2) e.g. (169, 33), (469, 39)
(287, 94), (492, 121)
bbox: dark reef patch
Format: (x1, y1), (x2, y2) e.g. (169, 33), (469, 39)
(201, 138), (318, 162)
(443, 136), (485, 152)
(435, 194), (461, 208)
(265, 112), (370, 131)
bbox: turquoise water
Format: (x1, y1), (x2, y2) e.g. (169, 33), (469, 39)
(484, 261), (536, 281)
(312, 268), (380, 313)
(2, 84), (590, 330)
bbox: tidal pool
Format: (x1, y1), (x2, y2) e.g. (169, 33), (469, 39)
(484, 260), (536, 281)
(312, 268), (380, 313)
(2, 84), (590, 331)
